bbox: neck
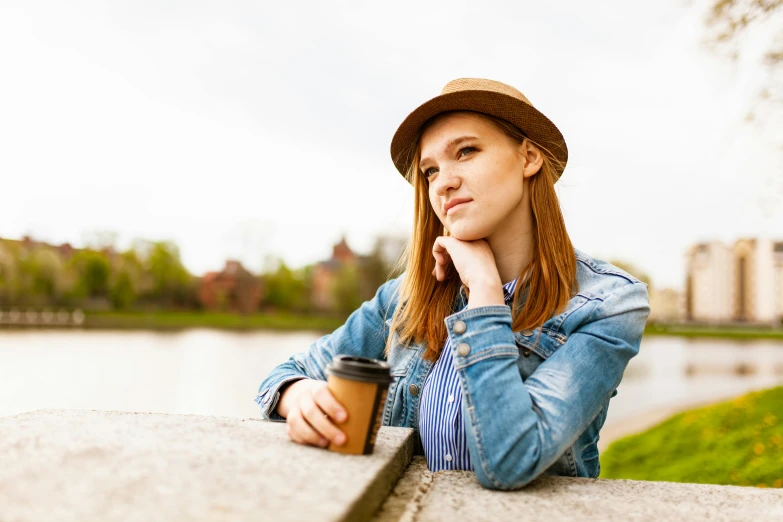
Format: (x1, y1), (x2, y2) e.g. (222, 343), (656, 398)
(486, 193), (535, 285)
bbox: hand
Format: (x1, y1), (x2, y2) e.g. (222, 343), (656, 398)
(278, 379), (348, 449)
(432, 236), (504, 308)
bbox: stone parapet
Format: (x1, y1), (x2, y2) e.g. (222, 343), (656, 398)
(373, 457), (783, 522)
(0, 410), (413, 522)
(2, 410), (781, 522)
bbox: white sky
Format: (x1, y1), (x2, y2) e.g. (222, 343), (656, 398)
(1, 0), (780, 290)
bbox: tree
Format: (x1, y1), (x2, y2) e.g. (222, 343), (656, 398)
(706, 1), (783, 114)
(262, 262), (308, 312)
(332, 264), (362, 317)
(70, 250), (111, 299)
(110, 271), (136, 310)
(140, 241), (194, 307)
(707, 1), (782, 57)
(609, 259), (652, 289)
(705, 0), (783, 215)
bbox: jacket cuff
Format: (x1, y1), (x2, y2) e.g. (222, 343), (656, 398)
(445, 305), (518, 369)
(254, 376), (307, 422)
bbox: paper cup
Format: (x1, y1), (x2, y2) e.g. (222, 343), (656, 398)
(325, 355), (393, 455)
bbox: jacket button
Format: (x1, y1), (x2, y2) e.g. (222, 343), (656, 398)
(453, 320), (466, 334)
(521, 329), (534, 337)
(457, 343), (471, 356)
(522, 349), (532, 358)
(409, 384), (419, 396)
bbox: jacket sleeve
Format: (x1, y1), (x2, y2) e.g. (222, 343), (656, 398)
(448, 281), (650, 490)
(253, 274), (403, 421)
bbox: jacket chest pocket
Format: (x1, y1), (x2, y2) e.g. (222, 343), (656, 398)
(514, 328), (565, 379)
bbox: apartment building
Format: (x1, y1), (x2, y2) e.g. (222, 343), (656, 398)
(685, 238), (783, 324)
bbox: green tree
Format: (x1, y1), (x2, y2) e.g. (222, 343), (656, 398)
(142, 241), (194, 307)
(609, 259), (652, 289)
(110, 271), (136, 310)
(0, 244), (18, 305)
(332, 264), (361, 317)
(70, 250), (111, 298)
(262, 262), (307, 311)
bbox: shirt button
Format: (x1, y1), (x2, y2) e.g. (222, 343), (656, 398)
(447, 394), (454, 403)
(445, 454), (453, 462)
(457, 343), (470, 356)
(522, 349), (532, 358)
(521, 329), (535, 336)
(453, 320), (466, 334)
(409, 384), (419, 396)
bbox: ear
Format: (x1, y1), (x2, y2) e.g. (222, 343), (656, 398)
(519, 139), (543, 179)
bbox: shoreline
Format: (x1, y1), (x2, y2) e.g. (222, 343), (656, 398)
(1, 312), (782, 340)
(598, 381), (783, 452)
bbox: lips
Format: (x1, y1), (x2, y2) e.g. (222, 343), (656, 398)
(444, 198), (472, 215)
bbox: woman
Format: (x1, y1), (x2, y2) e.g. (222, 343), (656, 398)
(255, 78), (650, 490)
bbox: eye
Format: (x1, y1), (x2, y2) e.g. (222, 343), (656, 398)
(458, 146), (476, 158)
(423, 167), (438, 178)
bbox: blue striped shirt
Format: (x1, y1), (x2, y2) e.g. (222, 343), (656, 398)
(419, 277), (520, 471)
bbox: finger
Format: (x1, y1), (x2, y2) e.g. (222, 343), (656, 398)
(301, 395), (347, 447)
(432, 238), (449, 262)
(313, 386), (349, 424)
(289, 407), (330, 448)
(432, 249), (449, 267)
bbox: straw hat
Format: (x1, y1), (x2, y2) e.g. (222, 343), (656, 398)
(390, 78), (568, 182)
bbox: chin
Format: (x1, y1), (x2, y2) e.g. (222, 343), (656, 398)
(447, 221), (492, 241)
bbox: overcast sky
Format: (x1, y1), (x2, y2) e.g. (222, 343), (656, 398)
(1, 0), (780, 289)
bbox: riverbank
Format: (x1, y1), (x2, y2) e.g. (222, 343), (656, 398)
(599, 385), (783, 488)
(2, 310), (782, 340)
(644, 323), (783, 341)
(84, 311), (345, 333)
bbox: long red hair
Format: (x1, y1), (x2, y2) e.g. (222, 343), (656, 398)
(385, 112), (578, 362)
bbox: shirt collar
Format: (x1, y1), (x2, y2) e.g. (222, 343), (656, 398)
(458, 277), (520, 304)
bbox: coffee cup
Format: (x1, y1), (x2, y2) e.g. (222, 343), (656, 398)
(325, 355), (393, 455)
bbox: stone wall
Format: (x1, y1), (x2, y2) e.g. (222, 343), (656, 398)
(1, 410), (781, 521)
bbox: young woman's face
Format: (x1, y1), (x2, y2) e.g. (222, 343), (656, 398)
(419, 112), (540, 241)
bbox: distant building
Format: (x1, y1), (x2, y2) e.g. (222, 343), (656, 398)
(309, 234), (410, 313)
(198, 260), (262, 314)
(311, 237), (363, 312)
(648, 287), (683, 323)
(685, 238), (783, 325)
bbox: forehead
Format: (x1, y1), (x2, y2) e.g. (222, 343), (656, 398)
(419, 112), (498, 153)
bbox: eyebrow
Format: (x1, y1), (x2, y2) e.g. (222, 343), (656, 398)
(419, 135), (479, 170)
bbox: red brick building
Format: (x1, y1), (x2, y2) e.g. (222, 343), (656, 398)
(311, 237), (359, 311)
(198, 260), (262, 314)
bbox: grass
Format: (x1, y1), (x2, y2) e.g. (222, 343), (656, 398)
(644, 323), (783, 341)
(6, 310), (783, 340)
(599, 386), (783, 488)
(82, 310), (345, 333)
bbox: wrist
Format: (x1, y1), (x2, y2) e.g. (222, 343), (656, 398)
(276, 378), (310, 418)
(467, 281), (504, 309)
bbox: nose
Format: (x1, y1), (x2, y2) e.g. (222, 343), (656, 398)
(432, 166), (461, 197)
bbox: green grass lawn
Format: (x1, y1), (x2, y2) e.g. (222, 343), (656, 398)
(83, 310), (345, 333)
(599, 386), (783, 488)
(644, 323), (783, 341)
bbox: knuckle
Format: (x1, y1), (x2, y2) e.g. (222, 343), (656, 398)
(313, 385), (328, 403)
(304, 403), (320, 420)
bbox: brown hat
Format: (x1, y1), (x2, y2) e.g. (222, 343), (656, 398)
(390, 78), (568, 182)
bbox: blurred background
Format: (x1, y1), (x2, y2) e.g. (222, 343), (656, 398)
(1, 0), (781, 488)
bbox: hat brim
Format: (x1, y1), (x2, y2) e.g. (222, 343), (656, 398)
(390, 90), (568, 182)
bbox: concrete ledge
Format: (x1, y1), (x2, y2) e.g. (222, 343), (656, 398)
(0, 409), (414, 522)
(4, 410), (781, 522)
(373, 457), (783, 522)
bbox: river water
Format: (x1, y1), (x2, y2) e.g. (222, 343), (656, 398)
(2, 329), (782, 428)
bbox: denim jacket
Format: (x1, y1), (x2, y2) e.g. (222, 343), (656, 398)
(254, 248), (650, 490)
